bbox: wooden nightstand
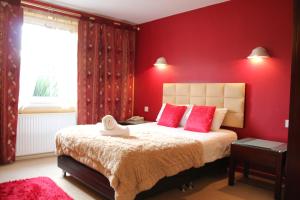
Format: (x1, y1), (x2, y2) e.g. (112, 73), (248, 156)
(228, 138), (287, 200)
(117, 120), (151, 125)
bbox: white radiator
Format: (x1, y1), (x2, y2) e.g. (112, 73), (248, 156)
(16, 113), (77, 156)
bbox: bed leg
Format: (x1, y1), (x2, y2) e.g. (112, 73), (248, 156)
(62, 170), (67, 177)
(180, 184), (188, 192)
(188, 182), (194, 190)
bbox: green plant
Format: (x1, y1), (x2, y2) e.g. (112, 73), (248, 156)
(33, 77), (58, 97)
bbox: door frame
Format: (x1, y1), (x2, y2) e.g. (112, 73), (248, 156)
(286, 0), (300, 199)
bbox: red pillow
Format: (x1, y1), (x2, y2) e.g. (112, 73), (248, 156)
(184, 106), (216, 132)
(157, 104), (187, 128)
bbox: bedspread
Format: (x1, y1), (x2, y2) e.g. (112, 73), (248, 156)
(56, 124), (204, 200)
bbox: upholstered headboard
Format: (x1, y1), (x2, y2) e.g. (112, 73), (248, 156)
(162, 83), (246, 128)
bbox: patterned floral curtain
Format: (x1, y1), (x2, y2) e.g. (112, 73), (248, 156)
(77, 20), (135, 124)
(0, 1), (23, 164)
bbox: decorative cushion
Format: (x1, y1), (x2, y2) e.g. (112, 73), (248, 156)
(157, 104), (187, 128)
(184, 106), (216, 132)
(211, 108), (228, 131)
(156, 103), (192, 127)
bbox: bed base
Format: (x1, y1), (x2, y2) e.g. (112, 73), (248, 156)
(58, 155), (228, 200)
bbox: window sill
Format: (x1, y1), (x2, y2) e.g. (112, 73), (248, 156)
(18, 105), (76, 114)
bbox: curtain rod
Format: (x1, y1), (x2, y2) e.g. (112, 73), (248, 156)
(21, 1), (81, 18)
(20, 0), (137, 30)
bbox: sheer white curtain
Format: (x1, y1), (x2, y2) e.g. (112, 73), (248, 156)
(19, 8), (78, 110)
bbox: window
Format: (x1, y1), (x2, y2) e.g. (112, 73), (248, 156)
(19, 8), (78, 112)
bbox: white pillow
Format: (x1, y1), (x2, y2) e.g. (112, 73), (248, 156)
(156, 103), (193, 127)
(179, 105), (193, 127)
(156, 103), (166, 122)
(211, 108), (228, 131)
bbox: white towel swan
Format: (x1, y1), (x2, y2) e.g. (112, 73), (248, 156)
(100, 115), (129, 137)
(102, 115), (118, 130)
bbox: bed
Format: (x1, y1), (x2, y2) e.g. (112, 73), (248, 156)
(56, 83), (245, 200)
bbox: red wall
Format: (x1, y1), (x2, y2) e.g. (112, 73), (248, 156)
(134, 0), (292, 142)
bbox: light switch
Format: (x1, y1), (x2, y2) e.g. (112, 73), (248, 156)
(285, 120), (289, 128)
(144, 106), (149, 112)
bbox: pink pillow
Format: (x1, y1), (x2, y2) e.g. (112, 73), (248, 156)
(184, 106), (216, 132)
(158, 104), (187, 128)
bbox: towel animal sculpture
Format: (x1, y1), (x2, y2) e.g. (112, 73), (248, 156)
(100, 115), (130, 137)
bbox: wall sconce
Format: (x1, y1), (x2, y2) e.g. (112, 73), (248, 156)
(247, 47), (270, 63)
(154, 57), (168, 69)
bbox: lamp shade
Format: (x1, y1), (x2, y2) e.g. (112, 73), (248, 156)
(247, 47), (270, 59)
(154, 57), (167, 67)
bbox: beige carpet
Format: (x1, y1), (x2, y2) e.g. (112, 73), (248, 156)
(0, 156), (274, 200)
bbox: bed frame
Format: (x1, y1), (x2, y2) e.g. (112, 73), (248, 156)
(57, 83), (245, 199)
(58, 155), (229, 200)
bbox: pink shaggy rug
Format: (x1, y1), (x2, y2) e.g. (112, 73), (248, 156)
(0, 177), (73, 200)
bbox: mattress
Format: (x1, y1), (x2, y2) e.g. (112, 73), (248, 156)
(56, 122), (237, 200)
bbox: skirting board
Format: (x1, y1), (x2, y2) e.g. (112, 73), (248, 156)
(16, 152), (56, 161)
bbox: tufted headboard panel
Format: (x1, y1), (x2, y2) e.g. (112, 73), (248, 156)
(162, 83), (246, 128)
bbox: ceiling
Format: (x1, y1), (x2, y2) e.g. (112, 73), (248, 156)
(38, 0), (229, 25)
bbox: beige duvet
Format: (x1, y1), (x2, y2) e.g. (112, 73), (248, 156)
(56, 124), (205, 200)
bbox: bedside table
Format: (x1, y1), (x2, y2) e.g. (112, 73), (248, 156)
(228, 138), (287, 200)
(118, 120), (151, 125)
